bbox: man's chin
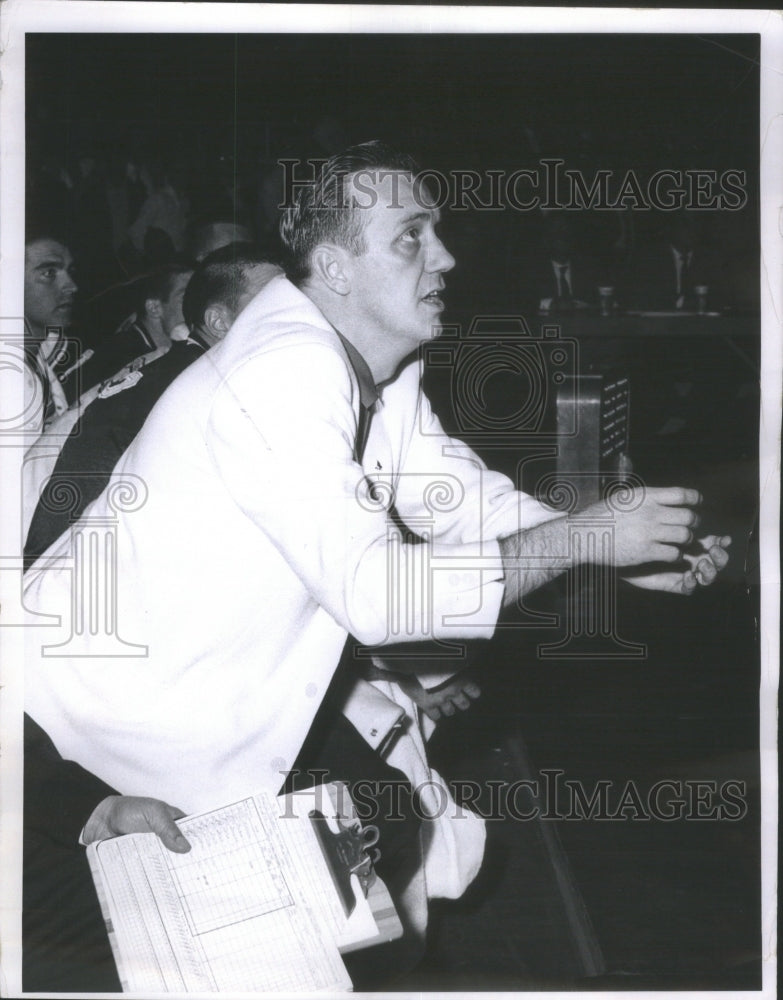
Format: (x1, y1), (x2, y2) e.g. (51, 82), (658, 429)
(52, 308), (73, 327)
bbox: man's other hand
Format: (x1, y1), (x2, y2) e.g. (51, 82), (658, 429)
(82, 796), (192, 852)
(396, 672), (482, 723)
(622, 534), (732, 595)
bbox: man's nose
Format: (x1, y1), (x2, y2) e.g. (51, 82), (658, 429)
(62, 272), (78, 295)
(427, 234), (456, 274)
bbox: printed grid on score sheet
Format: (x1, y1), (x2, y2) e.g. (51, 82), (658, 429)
(169, 796), (348, 991)
(96, 795), (350, 993)
(171, 799), (294, 934)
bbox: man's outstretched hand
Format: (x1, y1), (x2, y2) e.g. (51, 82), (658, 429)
(501, 485), (717, 605)
(83, 796), (192, 852)
(622, 534), (732, 595)
(593, 486), (705, 567)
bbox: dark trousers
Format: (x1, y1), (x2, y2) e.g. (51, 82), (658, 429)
(23, 716), (122, 992)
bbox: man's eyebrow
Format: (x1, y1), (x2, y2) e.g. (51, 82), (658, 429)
(395, 209), (438, 230)
(33, 256), (65, 270)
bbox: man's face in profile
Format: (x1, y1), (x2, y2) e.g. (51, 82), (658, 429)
(344, 171), (455, 357)
(24, 238), (78, 342)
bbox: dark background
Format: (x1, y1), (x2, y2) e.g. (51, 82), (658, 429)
(27, 33), (758, 167)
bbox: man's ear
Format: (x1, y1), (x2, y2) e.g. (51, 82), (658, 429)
(145, 298), (163, 318)
(203, 303), (233, 339)
(309, 244), (352, 296)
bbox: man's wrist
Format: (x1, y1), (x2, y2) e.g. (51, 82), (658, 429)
(81, 795), (121, 845)
(499, 516), (576, 606)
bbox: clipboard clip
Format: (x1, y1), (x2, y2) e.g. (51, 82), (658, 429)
(309, 810), (381, 914)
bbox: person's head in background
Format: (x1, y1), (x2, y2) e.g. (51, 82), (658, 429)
(24, 232), (79, 351)
(187, 216), (256, 263)
(133, 263), (194, 350)
(182, 243), (283, 347)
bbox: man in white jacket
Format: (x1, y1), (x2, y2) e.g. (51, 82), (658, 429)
(24, 141), (730, 971)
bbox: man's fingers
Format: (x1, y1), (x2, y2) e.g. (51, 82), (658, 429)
(452, 693), (472, 711)
(694, 557), (717, 586)
(659, 524), (693, 546)
(651, 487), (702, 507)
(144, 802), (191, 853)
(462, 681), (482, 700)
(652, 542), (682, 564)
(658, 505), (699, 526)
(440, 699), (456, 717)
(697, 534), (732, 550)
(708, 545), (730, 571)
(681, 570), (698, 595)
(703, 535), (732, 567)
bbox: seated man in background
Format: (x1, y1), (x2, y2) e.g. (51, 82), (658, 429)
(25, 244), (281, 563)
(628, 210), (716, 312)
(22, 231), (79, 446)
(75, 261), (194, 393)
(530, 210), (603, 312)
(21, 261), (194, 541)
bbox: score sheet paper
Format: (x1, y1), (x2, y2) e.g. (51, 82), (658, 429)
(87, 792), (353, 994)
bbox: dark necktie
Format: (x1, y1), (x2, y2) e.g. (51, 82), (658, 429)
(677, 253), (690, 295)
(335, 331), (378, 465)
(354, 399), (374, 464)
(676, 253), (691, 308)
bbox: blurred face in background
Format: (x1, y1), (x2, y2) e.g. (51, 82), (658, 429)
(24, 238), (78, 345)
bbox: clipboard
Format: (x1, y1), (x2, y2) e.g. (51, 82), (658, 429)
(87, 783), (402, 992)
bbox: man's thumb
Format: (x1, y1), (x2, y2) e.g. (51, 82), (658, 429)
(149, 804), (191, 853)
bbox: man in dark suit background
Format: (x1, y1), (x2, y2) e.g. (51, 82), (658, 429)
(626, 210), (716, 312)
(525, 210), (607, 312)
